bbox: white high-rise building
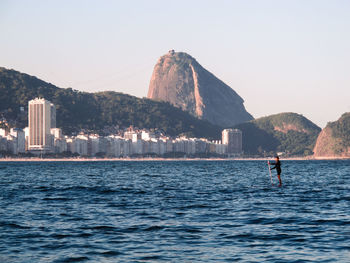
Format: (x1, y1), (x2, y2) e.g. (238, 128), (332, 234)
(222, 129), (242, 155)
(28, 98), (55, 152)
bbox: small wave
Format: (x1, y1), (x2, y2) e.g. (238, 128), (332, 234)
(124, 225), (141, 233)
(60, 186), (93, 192)
(219, 223), (243, 228)
(35, 186), (51, 192)
(77, 232), (93, 238)
(138, 255), (164, 261)
(50, 233), (72, 239)
(53, 186), (118, 195)
(169, 226), (203, 234)
(132, 189), (147, 194)
(179, 204), (214, 209)
(67, 216), (89, 222)
(99, 250), (123, 257)
(98, 188), (118, 194)
(40, 243), (66, 250)
(313, 219), (350, 226)
(290, 237), (307, 242)
(229, 233), (254, 239)
(53, 256), (89, 263)
(17, 233), (46, 239)
(91, 225), (117, 232)
(43, 197), (71, 201)
(143, 225), (164, 232)
(0, 221), (30, 229)
(219, 188), (234, 194)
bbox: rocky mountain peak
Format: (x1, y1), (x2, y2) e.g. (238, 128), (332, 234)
(147, 51), (253, 127)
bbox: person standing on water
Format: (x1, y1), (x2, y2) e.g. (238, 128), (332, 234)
(269, 156), (282, 186)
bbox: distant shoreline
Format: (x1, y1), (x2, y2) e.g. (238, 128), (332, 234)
(0, 156), (349, 162)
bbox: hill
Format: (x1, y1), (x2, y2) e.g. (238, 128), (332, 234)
(0, 67), (221, 139)
(147, 50), (253, 127)
(313, 113), (350, 157)
(234, 113), (321, 156)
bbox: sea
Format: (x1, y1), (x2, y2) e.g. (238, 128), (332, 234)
(0, 160), (349, 263)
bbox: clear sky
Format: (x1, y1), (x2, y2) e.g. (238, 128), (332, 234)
(1, 0), (350, 128)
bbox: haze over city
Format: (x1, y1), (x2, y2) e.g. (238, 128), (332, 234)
(1, 0), (350, 127)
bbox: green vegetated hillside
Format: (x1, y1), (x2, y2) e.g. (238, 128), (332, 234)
(234, 113), (321, 156)
(0, 67), (221, 139)
(313, 112), (350, 157)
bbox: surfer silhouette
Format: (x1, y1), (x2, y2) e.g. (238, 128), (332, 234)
(269, 156), (282, 187)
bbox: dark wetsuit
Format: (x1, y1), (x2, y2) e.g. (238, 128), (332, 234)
(270, 160), (281, 175)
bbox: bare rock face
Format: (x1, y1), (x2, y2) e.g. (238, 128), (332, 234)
(313, 113), (350, 158)
(147, 51), (253, 127)
(313, 127), (342, 157)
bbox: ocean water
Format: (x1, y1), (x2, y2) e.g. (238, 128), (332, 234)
(0, 160), (349, 263)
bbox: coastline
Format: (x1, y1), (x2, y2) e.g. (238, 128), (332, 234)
(0, 156), (349, 162)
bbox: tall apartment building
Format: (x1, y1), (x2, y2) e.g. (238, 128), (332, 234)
(28, 98), (56, 152)
(222, 129), (242, 155)
(51, 103), (56, 128)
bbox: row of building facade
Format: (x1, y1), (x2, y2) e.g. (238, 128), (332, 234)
(0, 98), (243, 157)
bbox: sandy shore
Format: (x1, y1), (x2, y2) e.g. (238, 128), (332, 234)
(0, 157), (349, 162)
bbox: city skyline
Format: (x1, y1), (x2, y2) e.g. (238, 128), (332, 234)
(1, 98), (241, 157)
(1, 1), (350, 127)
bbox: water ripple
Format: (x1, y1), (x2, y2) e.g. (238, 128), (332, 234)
(0, 160), (349, 262)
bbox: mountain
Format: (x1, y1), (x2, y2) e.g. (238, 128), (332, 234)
(0, 67), (221, 139)
(234, 112), (321, 156)
(147, 50), (253, 127)
(313, 113), (350, 158)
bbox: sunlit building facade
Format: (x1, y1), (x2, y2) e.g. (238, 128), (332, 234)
(28, 98), (55, 152)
